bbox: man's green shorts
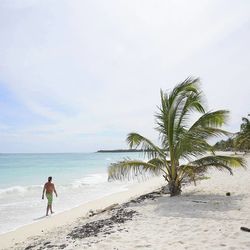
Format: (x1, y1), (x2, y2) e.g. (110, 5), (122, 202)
(46, 193), (53, 205)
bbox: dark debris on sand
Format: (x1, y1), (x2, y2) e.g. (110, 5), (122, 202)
(23, 189), (163, 250)
(130, 191), (162, 203)
(68, 189), (163, 240)
(67, 189), (163, 242)
(122, 190), (162, 208)
(68, 208), (138, 239)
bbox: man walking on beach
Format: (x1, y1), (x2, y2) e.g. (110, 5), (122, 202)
(42, 176), (58, 216)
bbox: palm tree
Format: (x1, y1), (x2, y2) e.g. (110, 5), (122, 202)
(235, 115), (250, 152)
(108, 77), (246, 196)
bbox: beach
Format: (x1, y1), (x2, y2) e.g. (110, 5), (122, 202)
(0, 154), (249, 249)
(1, 1), (250, 249)
(0, 152), (146, 234)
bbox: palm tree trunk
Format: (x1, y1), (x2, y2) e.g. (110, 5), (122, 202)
(168, 180), (181, 196)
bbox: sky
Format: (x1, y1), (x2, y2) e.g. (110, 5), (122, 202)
(0, 0), (250, 153)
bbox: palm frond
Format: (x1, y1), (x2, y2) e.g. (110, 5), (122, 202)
(168, 77), (200, 106)
(175, 136), (213, 160)
(190, 110), (230, 130)
(156, 78), (201, 148)
(175, 127), (229, 159)
(182, 155), (246, 176)
(147, 158), (165, 167)
(174, 110), (231, 159)
(176, 91), (205, 130)
(108, 160), (162, 181)
(126, 132), (165, 159)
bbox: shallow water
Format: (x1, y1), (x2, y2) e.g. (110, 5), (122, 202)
(0, 152), (144, 234)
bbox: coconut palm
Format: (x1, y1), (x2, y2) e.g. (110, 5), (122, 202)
(235, 115), (250, 152)
(108, 77), (246, 196)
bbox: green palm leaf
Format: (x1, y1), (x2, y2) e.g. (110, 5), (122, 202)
(108, 160), (162, 181)
(126, 132), (166, 159)
(187, 155), (246, 174)
(190, 110), (230, 130)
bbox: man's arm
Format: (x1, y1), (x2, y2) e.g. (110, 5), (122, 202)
(42, 184), (46, 199)
(53, 184), (58, 197)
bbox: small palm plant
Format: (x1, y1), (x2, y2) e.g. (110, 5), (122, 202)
(108, 77), (246, 196)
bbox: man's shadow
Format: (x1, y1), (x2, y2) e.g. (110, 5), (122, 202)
(33, 215), (48, 221)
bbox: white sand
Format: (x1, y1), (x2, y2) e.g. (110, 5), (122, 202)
(0, 177), (165, 249)
(1, 155), (250, 250)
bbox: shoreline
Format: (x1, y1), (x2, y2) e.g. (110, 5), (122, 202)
(0, 183), (128, 236)
(0, 177), (165, 249)
(1, 154), (250, 249)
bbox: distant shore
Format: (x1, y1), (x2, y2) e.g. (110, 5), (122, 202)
(97, 149), (158, 153)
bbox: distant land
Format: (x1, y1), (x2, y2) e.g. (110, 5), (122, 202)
(96, 149), (152, 153)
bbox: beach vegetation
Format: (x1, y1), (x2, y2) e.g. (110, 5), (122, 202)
(108, 77), (246, 196)
(213, 114), (250, 153)
(213, 138), (235, 151)
(235, 115), (250, 152)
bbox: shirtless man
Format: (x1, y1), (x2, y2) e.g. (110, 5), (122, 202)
(42, 176), (58, 216)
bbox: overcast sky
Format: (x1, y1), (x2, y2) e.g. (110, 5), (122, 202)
(0, 0), (250, 153)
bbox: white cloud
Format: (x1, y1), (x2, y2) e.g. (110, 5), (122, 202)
(0, 0), (250, 152)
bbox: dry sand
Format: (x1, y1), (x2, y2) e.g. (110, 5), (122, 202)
(1, 155), (250, 250)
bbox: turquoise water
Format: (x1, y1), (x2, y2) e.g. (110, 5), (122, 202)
(0, 152), (144, 234)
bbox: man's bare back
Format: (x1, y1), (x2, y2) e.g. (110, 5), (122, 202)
(44, 182), (55, 194)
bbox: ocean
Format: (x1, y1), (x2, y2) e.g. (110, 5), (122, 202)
(0, 152), (145, 234)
